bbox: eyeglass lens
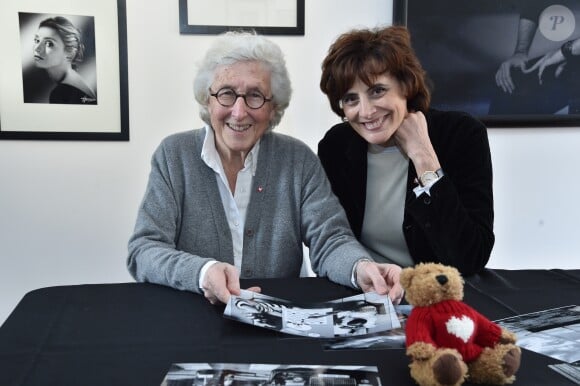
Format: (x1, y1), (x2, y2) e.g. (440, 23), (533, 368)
(212, 88), (269, 109)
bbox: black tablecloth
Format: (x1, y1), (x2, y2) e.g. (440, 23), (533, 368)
(0, 269), (579, 386)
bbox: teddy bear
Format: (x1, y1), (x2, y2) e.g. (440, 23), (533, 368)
(400, 262), (521, 386)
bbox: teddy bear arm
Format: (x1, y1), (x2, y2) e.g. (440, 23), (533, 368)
(406, 341), (437, 360)
(474, 328), (502, 347)
(471, 311), (504, 347)
(406, 310), (437, 346)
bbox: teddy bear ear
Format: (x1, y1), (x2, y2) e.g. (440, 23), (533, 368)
(446, 265), (462, 279)
(400, 267), (414, 289)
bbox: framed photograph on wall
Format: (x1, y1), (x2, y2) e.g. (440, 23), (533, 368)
(393, 0), (580, 127)
(0, 0), (129, 140)
(179, 0), (305, 35)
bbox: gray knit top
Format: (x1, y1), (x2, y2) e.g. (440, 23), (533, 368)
(127, 128), (370, 294)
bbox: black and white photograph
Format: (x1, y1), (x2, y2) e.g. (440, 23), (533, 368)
(161, 363), (382, 386)
(0, 0), (128, 140)
(224, 290), (399, 338)
(179, 0), (305, 35)
(19, 12), (97, 105)
(394, 0), (580, 126)
(323, 304), (412, 350)
(549, 360), (580, 385)
(496, 305), (580, 362)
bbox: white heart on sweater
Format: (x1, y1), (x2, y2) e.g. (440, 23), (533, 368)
(446, 315), (475, 343)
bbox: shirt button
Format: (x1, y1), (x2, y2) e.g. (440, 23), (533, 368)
(423, 196), (432, 205)
(246, 229), (254, 237)
(243, 269), (253, 276)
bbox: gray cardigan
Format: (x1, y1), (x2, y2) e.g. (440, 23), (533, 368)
(127, 128), (370, 294)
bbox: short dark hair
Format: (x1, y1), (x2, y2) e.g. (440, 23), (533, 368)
(320, 25), (431, 118)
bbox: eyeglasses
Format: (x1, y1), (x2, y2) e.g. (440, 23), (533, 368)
(209, 87), (272, 109)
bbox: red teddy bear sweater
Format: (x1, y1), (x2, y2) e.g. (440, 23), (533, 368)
(405, 299), (502, 362)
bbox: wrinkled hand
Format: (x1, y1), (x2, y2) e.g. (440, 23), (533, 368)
(495, 54), (527, 94)
(201, 262), (261, 304)
(394, 111), (440, 176)
(356, 260), (404, 304)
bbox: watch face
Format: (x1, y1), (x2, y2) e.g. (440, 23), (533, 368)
(419, 171), (439, 186)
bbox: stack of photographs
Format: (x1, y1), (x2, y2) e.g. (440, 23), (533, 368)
(224, 290), (404, 342)
(161, 363), (382, 386)
(495, 305), (580, 384)
(495, 305), (580, 363)
(548, 361), (580, 385)
(323, 304), (411, 350)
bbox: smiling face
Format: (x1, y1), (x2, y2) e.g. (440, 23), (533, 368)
(208, 60), (275, 160)
(341, 73), (408, 147)
(33, 26), (68, 70)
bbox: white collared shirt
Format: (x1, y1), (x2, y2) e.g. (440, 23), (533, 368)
(198, 126), (259, 289)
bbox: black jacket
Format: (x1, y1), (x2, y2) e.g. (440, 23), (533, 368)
(318, 109), (494, 275)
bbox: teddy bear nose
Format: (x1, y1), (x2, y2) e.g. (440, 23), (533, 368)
(436, 275), (448, 285)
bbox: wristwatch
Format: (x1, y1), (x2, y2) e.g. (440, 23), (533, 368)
(561, 40), (574, 60)
(418, 168), (444, 187)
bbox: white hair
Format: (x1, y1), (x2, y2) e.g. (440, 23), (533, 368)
(193, 31), (292, 130)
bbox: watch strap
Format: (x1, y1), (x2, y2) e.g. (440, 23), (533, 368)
(561, 40), (574, 60)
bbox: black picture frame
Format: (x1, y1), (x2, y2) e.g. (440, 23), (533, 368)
(393, 0), (580, 127)
(0, 0), (129, 140)
(179, 0), (305, 36)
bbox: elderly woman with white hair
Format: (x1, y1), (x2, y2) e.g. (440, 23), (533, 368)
(127, 31), (403, 305)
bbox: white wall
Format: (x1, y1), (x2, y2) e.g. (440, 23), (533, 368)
(1, 0), (579, 325)
(489, 128), (580, 269)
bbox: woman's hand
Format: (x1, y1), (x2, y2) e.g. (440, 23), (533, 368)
(393, 111), (440, 177)
(356, 260), (404, 304)
(201, 262), (261, 304)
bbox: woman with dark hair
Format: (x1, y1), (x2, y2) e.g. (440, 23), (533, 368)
(33, 16), (96, 104)
(318, 26), (494, 275)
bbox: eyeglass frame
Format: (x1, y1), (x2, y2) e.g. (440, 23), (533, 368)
(209, 87), (272, 109)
